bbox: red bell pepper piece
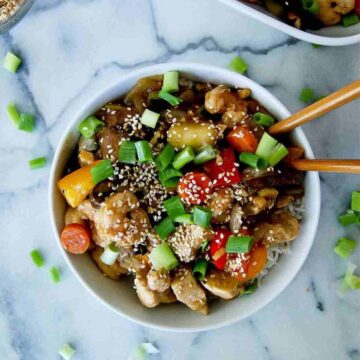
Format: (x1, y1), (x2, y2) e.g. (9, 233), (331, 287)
(203, 148), (241, 188)
(226, 125), (258, 153)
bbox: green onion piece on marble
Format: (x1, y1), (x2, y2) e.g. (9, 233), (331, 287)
(50, 266), (61, 284)
(59, 343), (75, 360)
(334, 237), (357, 259)
(30, 249), (45, 268)
(228, 56), (248, 74)
(29, 157), (47, 169)
(3, 51), (22, 73)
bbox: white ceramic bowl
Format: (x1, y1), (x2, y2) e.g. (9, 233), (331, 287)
(49, 63), (320, 332)
(219, 0), (360, 46)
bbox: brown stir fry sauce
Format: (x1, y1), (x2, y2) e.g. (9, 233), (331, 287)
(58, 72), (306, 314)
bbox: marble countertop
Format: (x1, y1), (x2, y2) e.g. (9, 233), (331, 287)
(1, 0), (360, 359)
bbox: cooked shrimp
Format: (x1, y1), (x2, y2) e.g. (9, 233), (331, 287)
(316, 0), (355, 26)
(205, 85), (248, 128)
(78, 191), (150, 248)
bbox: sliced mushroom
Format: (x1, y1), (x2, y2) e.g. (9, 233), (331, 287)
(201, 269), (244, 300)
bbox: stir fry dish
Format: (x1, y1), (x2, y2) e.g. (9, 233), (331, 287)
(242, 0), (359, 29)
(58, 72), (306, 314)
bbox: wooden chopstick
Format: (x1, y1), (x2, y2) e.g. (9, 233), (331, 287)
(288, 159), (360, 174)
(269, 79), (360, 135)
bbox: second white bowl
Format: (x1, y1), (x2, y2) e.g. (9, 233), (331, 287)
(219, 0), (360, 46)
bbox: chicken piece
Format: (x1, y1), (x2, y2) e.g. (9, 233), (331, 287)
(253, 211), (300, 247)
(201, 269), (244, 300)
(171, 266), (208, 315)
(147, 268), (171, 293)
(316, 0), (354, 26)
(91, 246), (128, 280)
(134, 264), (176, 308)
(206, 187), (233, 223)
(120, 254), (151, 275)
(78, 191), (150, 248)
(168, 224), (213, 262)
(204, 85), (248, 128)
(135, 273), (161, 308)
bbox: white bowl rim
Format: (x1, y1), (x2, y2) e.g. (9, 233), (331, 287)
(218, 0), (360, 46)
(49, 62), (321, 332)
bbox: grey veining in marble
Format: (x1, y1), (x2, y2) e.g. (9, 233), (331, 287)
(0, 0), (359, 359)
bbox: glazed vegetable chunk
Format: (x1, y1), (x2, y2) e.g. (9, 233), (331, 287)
(201, 269), (244, 300)
(171, 266), (208, 314)
(167, 121), (218, 150)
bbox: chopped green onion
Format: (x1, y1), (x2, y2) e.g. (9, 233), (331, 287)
(155, 217), (176, 240)
(311, 43), (322, 48)
(299, 87), (315, 103)
(118, 140), (136, 164)
(342, 13), (359, 27)
(228, 56), (248, 74)
(149, 242), (179, 270)
(140, 343), (160, 355)
(50, 266), (61, 284)
(267, 143), (289, 166)
(173, 146), (195, 170)
(342, 263), (360, 291)
(141, 109), (160, 129)
(226, 235), (253, 253)
(158, 167), (182, 186)
(351, 191), (360, 211)
(162, 177), (180, 188)
(200, 240), (209, 252)
(158, 90), (182, 106)
(79, 115), (104, 138)
(239, 152), (268, 169)
(91, 159), (114, 184)
(6, 102), (20, 127)
(59, 343), (75, 360)
(244, 280), (258, 294)
(163, 196), (186, 221)
(255, 133), (278, 158)
(253, 112), (275, 127)
(302, 0), (319, 15)
(29, 157), (47, 169)
(135, 140), (153, 163)
(155, 144), (175, 171)
(18, 113), (35, 132)
(193, 206), (212, 228)
(174, 213), (194, 224)
(339, 211), (358, 227)
(162, 71), (179, 92)
(334, 237), (357, 259)
(3, 51), (22, 73)
(30, 249), (44, 268)
(193, 145), (217, 165)
(100, 244), (120, 265)
(255, 133), (288, 166)
(192, 259), (208, 280)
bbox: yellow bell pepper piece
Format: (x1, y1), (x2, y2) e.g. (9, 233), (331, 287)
(57, 161), (100, 208)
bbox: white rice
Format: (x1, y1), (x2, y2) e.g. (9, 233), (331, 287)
(256, 198), (305, 286)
